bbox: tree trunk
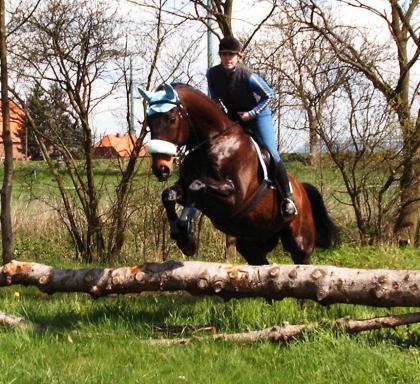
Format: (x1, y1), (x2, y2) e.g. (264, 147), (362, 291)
(1, 260), (419, 307)
(308, 113), (320, 166)
(394, 113), (420, 246)
(0, 0), (14, 264)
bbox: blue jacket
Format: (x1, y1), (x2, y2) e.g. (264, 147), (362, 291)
(206, 64), (274, 120)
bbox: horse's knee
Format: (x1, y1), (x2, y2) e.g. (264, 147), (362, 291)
(189, 179), (206, 193)
(280, 229), (313, 265)
(162, 188), (178, 204)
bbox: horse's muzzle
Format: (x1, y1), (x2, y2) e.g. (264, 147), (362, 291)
(151, 154), (174, 182)
(155, 165), (171, 182)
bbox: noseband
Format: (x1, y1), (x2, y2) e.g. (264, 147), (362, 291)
(146, 98), (189, 157)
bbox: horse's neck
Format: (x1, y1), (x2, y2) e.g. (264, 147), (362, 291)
(186, 94), (231, 138)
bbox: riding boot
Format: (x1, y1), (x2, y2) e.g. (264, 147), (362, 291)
(274, 160), (298, 217)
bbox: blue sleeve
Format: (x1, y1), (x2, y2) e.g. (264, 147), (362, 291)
(247, 73), (274, 117)
(206, 69), (219, 100)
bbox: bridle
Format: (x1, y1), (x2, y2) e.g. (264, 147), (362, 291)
(147, 97), (239, 163)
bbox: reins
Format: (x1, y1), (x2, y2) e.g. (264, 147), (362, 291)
(167, 97), (240, 161)
(183, 119), (240, 156)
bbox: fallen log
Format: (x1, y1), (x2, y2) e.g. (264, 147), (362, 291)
(0, 311), (35, 329)
(1, 260), (419, 307)
(150, 312), (420, 345)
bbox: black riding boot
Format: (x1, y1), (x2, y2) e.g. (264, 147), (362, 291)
(274, 160), (298, 216)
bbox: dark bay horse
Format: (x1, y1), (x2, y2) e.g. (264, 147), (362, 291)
(140, 84), (338, 265)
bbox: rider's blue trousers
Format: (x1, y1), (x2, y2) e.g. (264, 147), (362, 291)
(244, 109), (281, 162)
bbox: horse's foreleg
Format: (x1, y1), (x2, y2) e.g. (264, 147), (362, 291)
(195, 178), (235, 197)
(162, 185), (182, 237)
(162, 185), (198, 256)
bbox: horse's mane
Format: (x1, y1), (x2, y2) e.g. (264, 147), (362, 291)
(170, 83), (229, 121)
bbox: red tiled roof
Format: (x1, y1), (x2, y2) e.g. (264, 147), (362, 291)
(93, 133), (147, 157)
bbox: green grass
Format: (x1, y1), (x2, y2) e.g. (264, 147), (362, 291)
(1, 245), (419, 384)
(1, 161), (419, 383)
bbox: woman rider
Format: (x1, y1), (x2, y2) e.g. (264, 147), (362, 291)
(206, 35), (297, 217)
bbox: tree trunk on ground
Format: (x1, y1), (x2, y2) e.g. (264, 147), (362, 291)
(150, 312), (420, 345)
(1, 260), (419, 307)
(0, 0), (14, 264)
(0, 311), (35, 329)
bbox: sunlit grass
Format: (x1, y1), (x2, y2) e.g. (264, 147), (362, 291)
(1, 160), (419, 383)
(1, 278), (419, 384)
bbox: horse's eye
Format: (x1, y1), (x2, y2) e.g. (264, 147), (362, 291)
(169, 117), (176, 124)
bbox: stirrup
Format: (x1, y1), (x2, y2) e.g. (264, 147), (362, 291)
(282, 197), (298, 217)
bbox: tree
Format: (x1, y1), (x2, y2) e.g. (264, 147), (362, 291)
(134, 1), (278, 45)
(248, 9), (349, 162)
(290, 0), (419, 245)
(316, 74), (404, 244)
(7, 0), (207, 262)
(21, 83), (84, 160)
(9, 0), (125, 261)
(0, 0), (14, 264)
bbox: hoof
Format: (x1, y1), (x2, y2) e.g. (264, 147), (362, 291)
(176, 233), (197, 256)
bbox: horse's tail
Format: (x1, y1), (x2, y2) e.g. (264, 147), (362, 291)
(302, 183), (340, 249)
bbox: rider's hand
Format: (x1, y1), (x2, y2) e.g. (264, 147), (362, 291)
(238, 111), (253, 122)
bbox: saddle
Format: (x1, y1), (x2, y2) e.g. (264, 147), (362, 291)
(248, 135), (276, 187)
(230, 136), (287, 219)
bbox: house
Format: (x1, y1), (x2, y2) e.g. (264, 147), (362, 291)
(0, 101), (26, 160)
(93, 133), (147, 158)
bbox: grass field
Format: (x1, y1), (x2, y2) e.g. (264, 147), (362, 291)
(1, 160), (419, 383)
(1, 246), (419, 384)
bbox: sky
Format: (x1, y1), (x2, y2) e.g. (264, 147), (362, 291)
(88, 0), (418, 152)
(89, 0), (278, 141)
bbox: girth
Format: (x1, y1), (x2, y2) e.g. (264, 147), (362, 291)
(228, 137), (272, 219)
(230, 179), (270, 219)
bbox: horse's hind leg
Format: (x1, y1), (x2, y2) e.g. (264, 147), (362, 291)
(280, 227), (313, 265)
(235, 236), (279, 266)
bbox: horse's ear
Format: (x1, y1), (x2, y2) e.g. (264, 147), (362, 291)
(138, 87), (153, 102)
(163, 83), (176, 100)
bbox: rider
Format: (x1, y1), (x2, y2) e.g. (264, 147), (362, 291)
(206, 35), (297, 217)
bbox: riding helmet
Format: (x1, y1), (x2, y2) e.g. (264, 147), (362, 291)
(219, 35), (242, 54)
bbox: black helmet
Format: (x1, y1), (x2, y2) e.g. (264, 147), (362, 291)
(219, 35), (242, 53)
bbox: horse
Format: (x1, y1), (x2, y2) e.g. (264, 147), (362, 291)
(139, 83), (339, 265)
